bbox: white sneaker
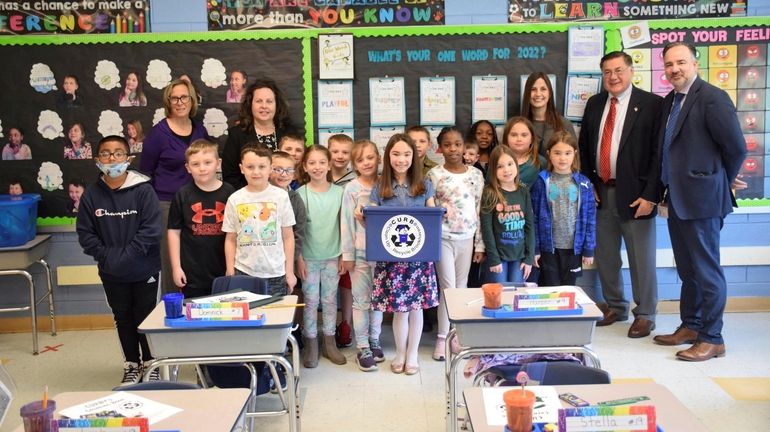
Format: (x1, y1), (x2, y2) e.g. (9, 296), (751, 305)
(143, 361), (160, 381)
(119, 362), (142, 386)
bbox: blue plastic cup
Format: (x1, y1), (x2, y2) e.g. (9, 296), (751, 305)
(162, 293), (184, 318)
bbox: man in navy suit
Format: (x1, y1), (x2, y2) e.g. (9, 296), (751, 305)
(579, 51), (663, 338)
(653, 42), (746, 361)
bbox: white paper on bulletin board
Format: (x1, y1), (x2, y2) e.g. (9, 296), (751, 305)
(317, 80), (354, 128)
(370, 126), (404, 159)
(318, 128), (354, 146)
(568, 26), (604, 73)
(472, 75), (507, 124)
(319, 34), (354, 80)
(565, 74), (602, 121)
(420, 76), (455, 126)
(369, 77), (406, 126)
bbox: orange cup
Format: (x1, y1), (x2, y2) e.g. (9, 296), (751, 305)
(481, 283), (503, 309)
(503, 389), (535, 432)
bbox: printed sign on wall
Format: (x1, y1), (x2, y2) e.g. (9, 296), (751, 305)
(208, 0), (445, 30)
(0, 1), (151, 35)
(507, 0), (746, 22)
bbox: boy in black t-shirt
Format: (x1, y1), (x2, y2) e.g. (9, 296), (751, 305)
(168, 139), (235, 298)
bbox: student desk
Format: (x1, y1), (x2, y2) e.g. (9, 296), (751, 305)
(463, 383), (708, 431)
(138, 295), (300, 432)
(11, 388), (251, 432)
(0, 234), (56, 355)
(443, 287), (603, 432)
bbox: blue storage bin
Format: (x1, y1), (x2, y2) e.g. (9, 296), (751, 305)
(363, 206), (444, 262)
(0, 194), (40, 247)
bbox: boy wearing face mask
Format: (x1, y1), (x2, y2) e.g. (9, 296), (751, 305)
(76, 135), (163, 386)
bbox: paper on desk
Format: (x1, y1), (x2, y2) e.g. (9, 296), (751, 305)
(521, 286), (595, 305)
(59, 392), (182, 425)
(482, 386), (560, 426)
(191, 291), (271, 304)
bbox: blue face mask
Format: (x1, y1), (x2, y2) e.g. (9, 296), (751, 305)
(96, 161), (130, 179)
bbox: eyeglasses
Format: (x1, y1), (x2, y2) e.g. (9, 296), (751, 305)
(272, 167), (295, 176)
(97, 150), (128, 160)
(169, 95), (191, 105)
(602, 66), (631, 77)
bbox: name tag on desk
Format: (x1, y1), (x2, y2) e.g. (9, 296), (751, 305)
(559, 405), (657, 431)
(186, 302), (249, 320)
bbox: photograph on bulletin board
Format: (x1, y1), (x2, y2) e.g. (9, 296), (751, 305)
(0, 38), (305, 221)
(625, 24), (770, 201)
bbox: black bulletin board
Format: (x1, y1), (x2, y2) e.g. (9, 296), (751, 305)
(0, 38), (304, 220)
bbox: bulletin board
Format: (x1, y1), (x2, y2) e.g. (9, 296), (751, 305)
(0, 34), (305, 223)
(309, 27), (570, 136)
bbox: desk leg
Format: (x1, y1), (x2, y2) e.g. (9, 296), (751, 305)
(287, 334), (301, 432)
(26, 270), (37, 355)
(37, 260), (56, 336)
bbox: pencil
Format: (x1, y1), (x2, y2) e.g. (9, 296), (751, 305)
(260, 303), (305, 309)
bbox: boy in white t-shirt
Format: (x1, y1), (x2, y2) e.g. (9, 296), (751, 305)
(223, 146), (297, 295)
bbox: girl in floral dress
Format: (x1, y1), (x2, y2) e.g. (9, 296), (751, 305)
(369, 133), (438, 376)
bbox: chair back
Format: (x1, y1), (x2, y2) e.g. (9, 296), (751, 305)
(0, 364), (16, 427)
(488, 361), (611, 386)
(112, 381), (202, 391)
(211, 275), (269, 296)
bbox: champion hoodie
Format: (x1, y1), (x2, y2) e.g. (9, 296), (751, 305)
(77, 170), (162, 283)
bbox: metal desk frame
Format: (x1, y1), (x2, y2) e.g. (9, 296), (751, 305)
(442, 287), (602, 432)
(0, 235), (56, 354)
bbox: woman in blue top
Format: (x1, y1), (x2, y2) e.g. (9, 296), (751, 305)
(370, 133), (438, 376)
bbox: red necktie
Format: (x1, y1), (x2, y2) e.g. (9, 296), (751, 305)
(599, 97), (618, 183)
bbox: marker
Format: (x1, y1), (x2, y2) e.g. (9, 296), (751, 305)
(260, 303), (305, 309)
(596, 395), (650, 406)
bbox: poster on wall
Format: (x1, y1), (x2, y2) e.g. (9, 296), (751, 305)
(0, 1), (151, 35)
(0, 38), (305, 219)
(207, 0), (445, 30)
(507, 0), (746, 22)
(627, 24), (770, 200)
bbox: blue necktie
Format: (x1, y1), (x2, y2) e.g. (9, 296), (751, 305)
(661, 93), (684, 186)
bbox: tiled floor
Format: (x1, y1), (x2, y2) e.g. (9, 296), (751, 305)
(2, 312), (769, 432)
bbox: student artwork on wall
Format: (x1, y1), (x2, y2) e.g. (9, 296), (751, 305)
(623, 23), (770, 201)
(0, 37), (304, 221)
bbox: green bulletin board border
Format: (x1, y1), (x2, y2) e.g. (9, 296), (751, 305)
(2, 17), (767, 224)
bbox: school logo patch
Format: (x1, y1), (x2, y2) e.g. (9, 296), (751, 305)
(381, 214), (425, 259)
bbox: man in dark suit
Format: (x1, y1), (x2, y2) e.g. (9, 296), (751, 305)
(579, 51), (663, 338)
(653, 42), (746, 361)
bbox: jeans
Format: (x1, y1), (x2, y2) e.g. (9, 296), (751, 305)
(484, 260), (524, 284)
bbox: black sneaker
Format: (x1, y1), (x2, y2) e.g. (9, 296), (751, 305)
(143, 361), (160, 381)
(356, 348), (378, 372)
(370, 340), (385, 363)
(119, 362), (142, 386)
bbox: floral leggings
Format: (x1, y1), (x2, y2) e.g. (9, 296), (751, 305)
(302, 258), (340, 338)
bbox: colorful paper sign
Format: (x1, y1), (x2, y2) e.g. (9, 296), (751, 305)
(0, 1), (151, 35)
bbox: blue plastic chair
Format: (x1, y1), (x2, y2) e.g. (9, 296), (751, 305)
(476, 361), (611, 387)
(112, 380), (201, 391)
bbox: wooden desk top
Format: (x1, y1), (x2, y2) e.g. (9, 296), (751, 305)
(464, 383), (707, 431)
(12, 388), (250, 432)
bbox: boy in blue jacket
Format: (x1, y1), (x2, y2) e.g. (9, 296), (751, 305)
(77, 135), (162, 386)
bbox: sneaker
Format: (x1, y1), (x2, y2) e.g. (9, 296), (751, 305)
(369, 340), (385, 363)
(356, 348), (378, 372)
(119, 362), (142, 386)
(269, 365), (288, 394)
(335, 321), (352, 348)
(143, 361), (160, 381)
(450, 337), (462, 355)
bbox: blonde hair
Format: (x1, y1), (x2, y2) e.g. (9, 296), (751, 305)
(163, 79), (199, 118)
(185, 139), (219, 161)
(350, 139), (380, 176)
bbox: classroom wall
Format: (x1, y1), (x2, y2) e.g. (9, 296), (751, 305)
(2, 2), (770, 325)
